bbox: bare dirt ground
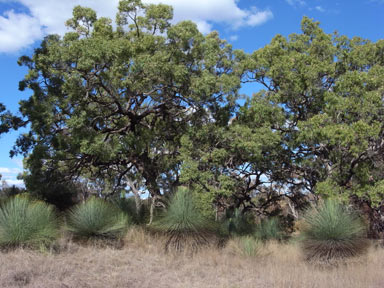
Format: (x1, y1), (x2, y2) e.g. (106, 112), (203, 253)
(1, 228), (383, 288)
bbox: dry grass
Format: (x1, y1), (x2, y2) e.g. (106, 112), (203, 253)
(0, 227), (383, 288)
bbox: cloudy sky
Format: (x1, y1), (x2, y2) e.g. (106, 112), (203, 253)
(0, 0), (383, 186)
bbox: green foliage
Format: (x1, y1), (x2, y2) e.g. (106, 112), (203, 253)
(67, 197), (130, 239)
(255, 217), (284, 241)
(153, 187), (215, 252)
(225, 209), (255, 236)
(112, 197), (149, 225)
(0, 102), (23, 135)
(2, 0), (384, 234)
(0, 196), (59, 248)
(301, 200), (369, 261)
(22, 151), (81, 210)
(241, 16), (384, 207)
(11, 0), (240, 201)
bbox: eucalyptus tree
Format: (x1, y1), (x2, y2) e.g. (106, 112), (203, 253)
(10, 0), (240, 202)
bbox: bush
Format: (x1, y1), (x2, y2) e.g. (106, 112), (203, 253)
(153, 187), (215, 252)
(255, 217), (284, 241)
(301, 199), (369, 262)
(0, 196), (59, 248)
(67, 197), (130, 240)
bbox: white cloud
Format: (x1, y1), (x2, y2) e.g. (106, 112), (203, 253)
(1, 179), (24, 187)
(0, 167), (22, 174)
(193, 20), (213, 35)
(245, 8), (273, 27)
(285, 0), (306, 7)
(11, 157), (23, 169)
(229, 35), (238, 41)
(143, 0), (273, 30)
(0, 0), (273, 53)
(0, 167), (24, 187)
(0, 10), (43, 53)
(315, 6), (325, 12)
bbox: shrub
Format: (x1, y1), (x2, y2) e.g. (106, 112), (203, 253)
(153, 187), (215, 252)
(301, 199), (368, 262)
(227, 236), (262, 257)
(255, 217), (284, 241)
(67, 197), (130, 240)
(0, 196), (59, 248)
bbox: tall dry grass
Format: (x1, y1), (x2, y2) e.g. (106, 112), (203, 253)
(0, 227), (383, 288)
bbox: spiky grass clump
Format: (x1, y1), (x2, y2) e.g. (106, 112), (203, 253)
(301, 200), (368, 262)
(0, 196), (59, 248)
(255, 217), (284, 241)
(153, 187), (214, 253)
(67, 197), (129, 240)
(227, 236), (262, 257)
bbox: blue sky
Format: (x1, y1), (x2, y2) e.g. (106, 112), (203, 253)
(0, 0), (383, 186)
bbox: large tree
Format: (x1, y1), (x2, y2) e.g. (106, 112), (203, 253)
(242, 18), (384, 206)
(180, 17), (384, 221)
(11, 0), (240, 201)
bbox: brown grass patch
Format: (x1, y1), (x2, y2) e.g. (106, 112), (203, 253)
(0, 227), (383, 288)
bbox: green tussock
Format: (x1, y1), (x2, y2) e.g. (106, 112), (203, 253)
(153, 187), (215, 252)
(231, 236), (262, 257)
(301, 199), (369, 262)
(67, 197), (130, 240)
(0, 196), (59, 248)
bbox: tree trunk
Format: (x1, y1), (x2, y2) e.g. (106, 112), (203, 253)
(126, 178), (142, 214)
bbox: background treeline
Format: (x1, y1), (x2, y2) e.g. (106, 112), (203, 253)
(1, 0), (384, 251)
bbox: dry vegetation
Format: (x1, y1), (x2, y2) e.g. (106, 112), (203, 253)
(0, 228), (383, 288)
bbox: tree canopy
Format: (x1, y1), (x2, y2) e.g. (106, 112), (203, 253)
(10, 0), (240, 200)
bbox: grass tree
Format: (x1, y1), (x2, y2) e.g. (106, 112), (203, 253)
(225, 235), (262, 257)
(301, 199), (369, 262)
(67, 197), (130, 240)
(154, 187), (215, 252)
(0, 196), (59, 248)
